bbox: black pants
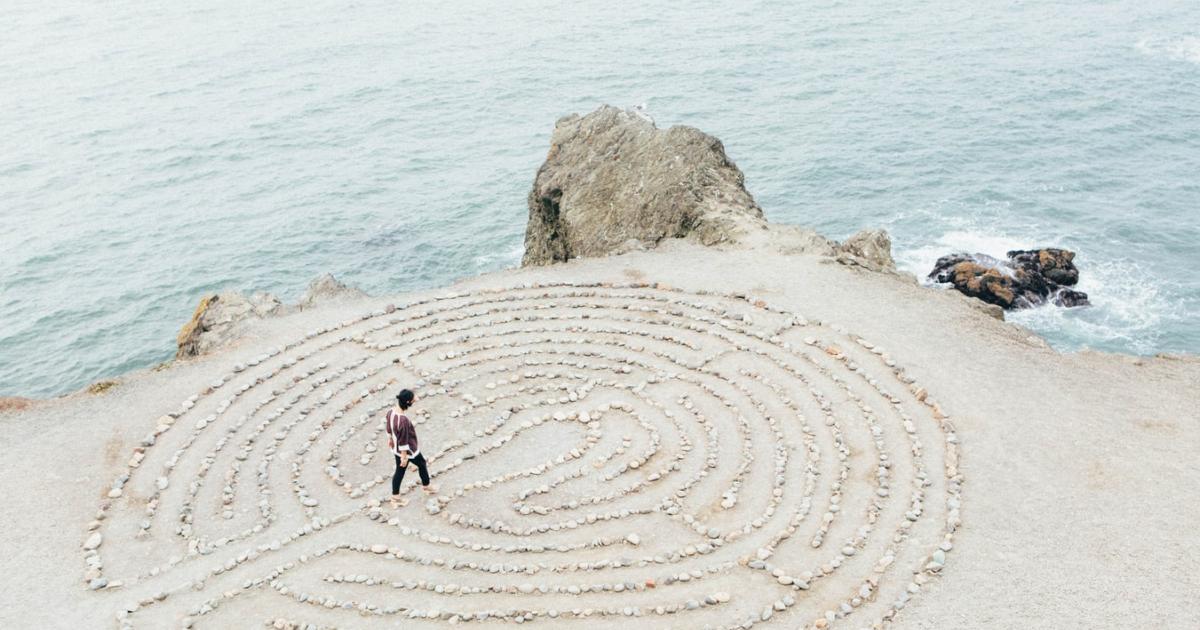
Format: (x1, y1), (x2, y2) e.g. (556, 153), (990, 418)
(392, 453), (430, 495)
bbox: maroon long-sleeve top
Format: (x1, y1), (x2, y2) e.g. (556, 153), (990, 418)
(385, 408), (419, 457)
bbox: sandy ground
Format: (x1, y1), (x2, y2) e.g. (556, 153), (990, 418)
(1, 241), (1197, 629)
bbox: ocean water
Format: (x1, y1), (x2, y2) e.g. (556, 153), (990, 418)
(1, 0), (1198, 398)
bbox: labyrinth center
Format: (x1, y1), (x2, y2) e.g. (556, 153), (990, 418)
(86, 283), (964, 629)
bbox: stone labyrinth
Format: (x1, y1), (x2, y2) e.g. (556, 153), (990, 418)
(84, 282), (964, 629)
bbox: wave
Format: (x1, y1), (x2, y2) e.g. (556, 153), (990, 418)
(1008, 258), (1184, 355)
(1135, 35), (1200, 65)
(472, 242), (525, 271)
(893, 229), (1050, 283)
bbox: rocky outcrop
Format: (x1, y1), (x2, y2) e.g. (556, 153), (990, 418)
(834, 229), (897, 273)
(176, 274), (366, 359)
(929, 248), (1089, 310)
(521, 105), (910, 275)
(522, 105), (768, 266)
(297, 273), (368, 309)
(176, 292), (283, 358)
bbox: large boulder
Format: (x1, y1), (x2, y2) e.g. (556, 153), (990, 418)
(834, 229), (896, 273)
(929, 248), (1089, 310)
(522, 105), (767, 266)
(1008, 249), (1080, 286)
(176, 273), (367, 359)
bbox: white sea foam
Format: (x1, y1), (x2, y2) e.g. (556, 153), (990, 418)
(893, 229), (1054, 285)
(472, 243), (526, 270)
(1017, 258), (1181, 350)
(1136, 35), (1200, 65)
(895, 229), (1186, 355)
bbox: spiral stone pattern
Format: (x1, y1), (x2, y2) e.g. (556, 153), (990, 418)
(84, 282), (963, 629)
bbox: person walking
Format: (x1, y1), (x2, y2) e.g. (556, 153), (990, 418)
(385, 388), (433, 507)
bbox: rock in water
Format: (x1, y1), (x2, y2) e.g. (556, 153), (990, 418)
(1050, 287), (1090, 308)
(522, 105), (767, 266)
(928, 248), (1089, 310)
(1007, 249), (1079, 286)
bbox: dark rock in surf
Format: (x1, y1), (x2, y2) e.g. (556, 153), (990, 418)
(1007, 249), (1080, 286)
(1053, 288), (1090, 308)
(928, 248), (1089, 310)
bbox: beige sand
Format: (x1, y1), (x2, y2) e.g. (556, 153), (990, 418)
(1, 241), (1197, 629)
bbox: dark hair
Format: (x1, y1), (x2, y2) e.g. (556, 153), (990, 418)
(396, 389), (415, 410)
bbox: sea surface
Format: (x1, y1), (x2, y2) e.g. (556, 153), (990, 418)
(2, 0), (1198, 397)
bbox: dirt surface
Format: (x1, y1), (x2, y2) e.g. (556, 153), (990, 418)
(2, 242), (1196, 629)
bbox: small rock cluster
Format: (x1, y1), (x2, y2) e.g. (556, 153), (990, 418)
(87, 282), (962, 629)
(928, 248), (1089, 309)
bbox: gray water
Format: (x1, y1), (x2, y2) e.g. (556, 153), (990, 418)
(2, 0), (1198, 398)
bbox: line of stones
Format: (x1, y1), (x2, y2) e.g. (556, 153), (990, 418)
(96, 280), (955, 628)
(115, 290), (743, 623)
(226, 319), (873, 624)
(360, 285), (960, 628)
(246, 297), (825, 619)
(285, 286), (940, 624)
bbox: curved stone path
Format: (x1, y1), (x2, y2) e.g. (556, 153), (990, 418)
(83, 282), (963, 629)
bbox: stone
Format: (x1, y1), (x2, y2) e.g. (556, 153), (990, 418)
(175, 292), (283, 358)
(1008, 248), (1079, 285)
(83, 532), (103, 550)
(522, 105), (766, 266)
(87, 380), (118, 395)
(176, 274), (367, 358)
(297, 273), (368, 309)
(834, 229), (897, 273)
(928, 248), (1088, 310)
